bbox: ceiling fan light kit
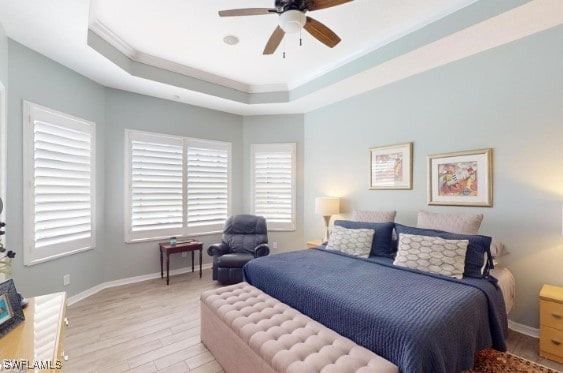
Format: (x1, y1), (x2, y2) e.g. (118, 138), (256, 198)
(279, 10), (306, 33)
(218, 0), (352, 55)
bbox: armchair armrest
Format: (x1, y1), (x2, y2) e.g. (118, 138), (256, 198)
(207, 242), (230, 257)
(253, 243), (270, 258)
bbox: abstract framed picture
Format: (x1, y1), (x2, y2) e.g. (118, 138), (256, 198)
(428, 148), (493, 207)
(369, 142), (413, 190)
(0, 279), (25, 338)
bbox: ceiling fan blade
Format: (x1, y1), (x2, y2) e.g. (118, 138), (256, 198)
(263, 26), (285, 55)
(218, 8), (275, 17)
(309, 0), (353, 11)
(304, 16), (341, 48)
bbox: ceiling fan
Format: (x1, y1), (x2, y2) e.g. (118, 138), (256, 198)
(218, 0), (353, 55)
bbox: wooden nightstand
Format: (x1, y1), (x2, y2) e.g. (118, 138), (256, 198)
(540, 284), (563, 363)
(306, 239), (324, 248)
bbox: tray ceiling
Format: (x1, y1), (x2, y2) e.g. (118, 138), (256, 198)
(0, 0), (561, 115)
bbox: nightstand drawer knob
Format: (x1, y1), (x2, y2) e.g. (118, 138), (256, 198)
(64, 317), (69, 326)
(552, 313), (562, 319)
(552, 339), (562, 346)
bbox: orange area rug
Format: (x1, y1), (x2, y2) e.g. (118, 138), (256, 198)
(466, 349), (560, 373)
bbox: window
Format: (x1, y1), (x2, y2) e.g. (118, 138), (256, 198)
(23, 102), (96, 265)
(186, 139), (230, 234)
(128, 132), (183, 240)
(251, 143), (296, 231)
(125, 130), (231, 241)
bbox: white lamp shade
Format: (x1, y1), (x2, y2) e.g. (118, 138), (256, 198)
(279, 10), (306, 33)
(315, 197), (340, 216)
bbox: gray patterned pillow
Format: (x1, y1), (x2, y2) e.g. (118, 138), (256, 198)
(394, 233), (468, 279)
(417, 210), (483, 235)
(352, 210), (396, 223)
(326, 225), (375, 258)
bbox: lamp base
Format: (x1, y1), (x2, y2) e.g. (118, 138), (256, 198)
(323, 215), (332, 243)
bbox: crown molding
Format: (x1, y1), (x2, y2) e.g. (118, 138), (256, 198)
(89, 19), (137, 59)
(89, 19), (289, 94)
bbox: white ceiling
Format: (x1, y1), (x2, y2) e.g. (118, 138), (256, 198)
(0, 0), (562, 116)
(90, 0), (475, 92)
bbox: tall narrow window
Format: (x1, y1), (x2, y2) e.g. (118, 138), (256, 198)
(251, 143), (296, 231)
(23, 102), (96, 265)
(186, 139), (231, 235)
(126, 131), (184, 241)
(125, 130), (231, 241)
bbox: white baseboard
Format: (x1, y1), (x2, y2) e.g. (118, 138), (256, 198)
(68, 263), (213, 306)
(508, 319), (539, 338)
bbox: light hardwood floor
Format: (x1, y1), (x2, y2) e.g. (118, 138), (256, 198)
(64, 269), (563, 373)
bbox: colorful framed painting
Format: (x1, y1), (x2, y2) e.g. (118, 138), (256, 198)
(0, 279), (25, 338)
(428, 148), (493, 207)
(369, 142), (412, 190)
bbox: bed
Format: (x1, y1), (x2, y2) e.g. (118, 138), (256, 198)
(243, 248), (509, 373)
(490, 266), (516, 313)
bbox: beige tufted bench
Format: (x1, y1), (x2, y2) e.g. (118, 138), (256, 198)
(200, 282), (398, 373)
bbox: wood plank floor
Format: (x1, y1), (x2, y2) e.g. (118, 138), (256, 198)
(64, 269), (563, 372)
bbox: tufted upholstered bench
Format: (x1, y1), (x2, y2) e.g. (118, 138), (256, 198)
(200, 282), (398, 373)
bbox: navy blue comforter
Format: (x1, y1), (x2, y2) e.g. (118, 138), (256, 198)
(243, 248), (507, 373)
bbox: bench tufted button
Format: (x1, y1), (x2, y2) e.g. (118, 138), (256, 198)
(201, 282), (398, 373)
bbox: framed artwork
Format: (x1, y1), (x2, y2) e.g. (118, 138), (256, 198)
(0, 279), (25, 338)
(369, 142), (412, 190)
(428, 148), (493, 207)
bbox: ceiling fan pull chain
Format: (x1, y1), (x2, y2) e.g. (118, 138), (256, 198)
(283, 37), (286, 59)
(300, 28), (303, 46)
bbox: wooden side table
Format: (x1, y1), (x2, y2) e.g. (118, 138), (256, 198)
(540, 284), (563, 363)
(159, 240), (203, 285)
(0, 292), (67, 370)
(306, 239), (324, 248)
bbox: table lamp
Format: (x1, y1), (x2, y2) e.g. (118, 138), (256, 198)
(315, 197), (340, 242)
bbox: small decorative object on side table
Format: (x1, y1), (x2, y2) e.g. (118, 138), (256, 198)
(540, 284), (563, 363)
(306, 239), (324, 249)
(159, 240), (203, 285)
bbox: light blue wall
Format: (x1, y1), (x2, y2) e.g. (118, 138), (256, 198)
(103, 89), (243, 281)
(5, 41), (245, 293)
(304, 26), (563, 328)
(7, 41), (106, 297)
(0, 22), (7, 281)
(243, 115), (305, 253)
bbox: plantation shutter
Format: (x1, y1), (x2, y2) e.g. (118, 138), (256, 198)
(127, 132), (184, 240)
(23, 102), (96, 265)
(251, 143), (296, 231)
(186, 140), (230, 234)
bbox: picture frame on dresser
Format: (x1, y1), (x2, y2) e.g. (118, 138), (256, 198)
(427, 148), (493, 207)
(369, 142), (413, 190)
(0, 279), (25, 338)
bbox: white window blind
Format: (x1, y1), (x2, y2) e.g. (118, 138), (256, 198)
(186, 140), (231, 234)
(125, 130), (231, 241)
(127, 132), (184, 241)
(251, 143), (296, 231)
(23, 102), (96, 265)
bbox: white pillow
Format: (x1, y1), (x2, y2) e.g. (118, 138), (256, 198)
(325, 225), (375, 258)
(417, 210), (483, 235)
(490, 240), (508, 258)
(394, 233), (468, 279)
(353, 210), (396, 223)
